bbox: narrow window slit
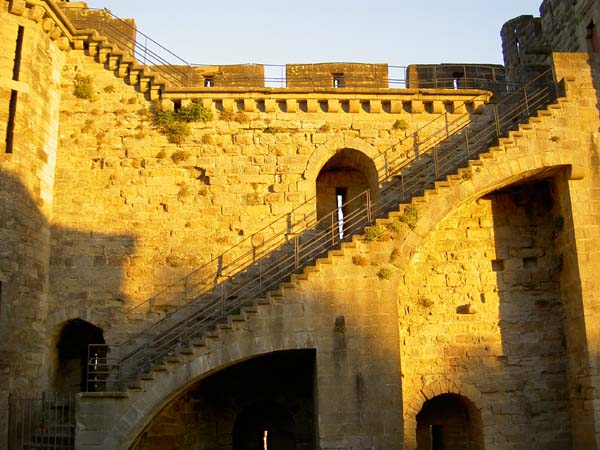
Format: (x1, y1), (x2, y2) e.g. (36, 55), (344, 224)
(13, 26), (24, 81)
(6, 90), (18, 153)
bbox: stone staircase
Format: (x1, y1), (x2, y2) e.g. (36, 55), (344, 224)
(85, 71), (561, 393)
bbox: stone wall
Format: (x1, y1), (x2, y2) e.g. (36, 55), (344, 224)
(502, 0), (600, 83)
(168, 64), (265, 88)
(500, 15), (550, 84)
(406, 64), (506, 92)
(551, 52), (600, 450)
(61, 3), (136, 56)
(400, 181), (571, 450)
(48, 42), (490, 348)
(4, 0), (600, 449)
(135, 351), (316, 450)
(286, 63), (389, 88)
(0, 0), (66, 442)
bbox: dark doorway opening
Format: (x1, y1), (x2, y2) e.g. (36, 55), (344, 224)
(55, 319), (105, 393)
(416, 393), (483, 450)
(132, 350), (316, 450)
(233, 401), (296, 450)
(316, 149), (378, 238)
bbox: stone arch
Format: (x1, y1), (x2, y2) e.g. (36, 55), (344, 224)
(315, 148), (379, 237)
(416, 393), (484, 450)
(54, 318), (105, 393)
(403, 378), (488, 450)
(302, 137), (381, 183)
(89, 330), (317, 450)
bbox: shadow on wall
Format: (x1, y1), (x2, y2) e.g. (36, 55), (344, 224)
(493, 177), (573, 449)
(131, 350), (316, 450)
(0, 169), (136, 394)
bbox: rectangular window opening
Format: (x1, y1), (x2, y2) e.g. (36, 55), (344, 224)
(6, 90), (18, 154)
(13, 25), (25, 81)
(332, 73), (345, 88)
(204, 76), (214, 87)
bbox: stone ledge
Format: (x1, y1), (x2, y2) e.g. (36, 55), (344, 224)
(79, 391), (129, 399)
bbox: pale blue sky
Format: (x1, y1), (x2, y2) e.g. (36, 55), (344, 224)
(84, 0), (542, 66)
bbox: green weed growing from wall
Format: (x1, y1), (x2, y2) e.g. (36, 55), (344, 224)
(152, 100), (213, 144)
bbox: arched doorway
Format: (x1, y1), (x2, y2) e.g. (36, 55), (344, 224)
(233, 401), (296, 450)
(416, 394), (484, 450)
(316, 148), (378, 237)
(129, 350), (315, 450)
(55, 319), (105, 392)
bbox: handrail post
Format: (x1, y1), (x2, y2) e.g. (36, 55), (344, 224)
(294, 235), (300, 268)
(259, 260), (262, 293)
(144, 343), (150, 373)
(366, 190), (372, 223)
(384, 151), (389, 180)
(400, 174), (405, 201)
(433, 148), (439, 179)
(221, 283), (225, 315)
(523, 86), (530, 116)
(465, 128), (471, 157)
(331, 213), (336, 246)
(493, 105), (501, 137)
(445, 112), (449, 137)
(117, 357), (123, 392)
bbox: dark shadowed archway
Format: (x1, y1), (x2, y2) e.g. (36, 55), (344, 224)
(233, 401), (296, 450)
(129, 349), (316, 450)
(55, 319), (104, 392)
(416, 393), (484, 450)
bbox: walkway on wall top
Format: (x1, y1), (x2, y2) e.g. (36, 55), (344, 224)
(69, 8), (506, 90)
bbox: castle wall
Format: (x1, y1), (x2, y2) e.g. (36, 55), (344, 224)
(49, 43), (490, 349)
(406, 64), (506, 91)
(539, 0), (600, 53)
(502, 0), (600, 83)
(500, 15), (550, 84)
(0, 0), (66, 440)
(400, 181), (571, 450)
(286, 63), (389, 88)
(551, 52), (600, 450)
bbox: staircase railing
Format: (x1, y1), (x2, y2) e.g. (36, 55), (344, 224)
(87, 71), (557, 391)
(124, 91), (491, 321)
(8, 392), (75, 450)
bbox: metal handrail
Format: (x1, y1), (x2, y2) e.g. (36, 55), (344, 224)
(69, 8), (191, 87)
(68, 10), (508, 90)
(87, 70), (557, 391)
